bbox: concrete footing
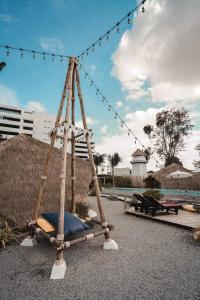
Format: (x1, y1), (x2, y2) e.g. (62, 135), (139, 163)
(20, 237), (37, 247)
(50, 260), (66, 280)
(103, 238), (119, 250)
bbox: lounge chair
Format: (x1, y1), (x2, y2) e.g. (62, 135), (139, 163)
(142, 195), (180, 216)
(133, 193), (180, 217)
(132, 193), (149, 214)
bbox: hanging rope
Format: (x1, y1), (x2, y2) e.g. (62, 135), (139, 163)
(78, 62), (161, 167)
(77, 0), (147, 60)
(0, 44), (70, 62)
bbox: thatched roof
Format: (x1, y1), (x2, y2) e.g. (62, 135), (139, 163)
(153, 163), (191, 178)
(0, 135), (92, 226)
(132, 149), (145, 157)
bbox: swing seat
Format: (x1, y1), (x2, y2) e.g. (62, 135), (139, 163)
(36, 218), (55, 233)
(41, 211), (91, 237)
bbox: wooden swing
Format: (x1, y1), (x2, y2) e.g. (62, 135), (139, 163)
(21, 57), (118, 279)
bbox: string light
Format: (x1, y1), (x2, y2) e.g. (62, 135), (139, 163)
(0, 45), (70, 63)
(116, 23), (120, 33)
(127, 12), (131, 24)
(78, 61), (161, 167)
(20, 48), (23, 58)
(32, 51), (35, 59)
(6, 46), (9, 56)
(77, 0), (147, 59)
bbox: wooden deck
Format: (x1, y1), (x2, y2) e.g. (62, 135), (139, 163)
(126, 208), (200, 230)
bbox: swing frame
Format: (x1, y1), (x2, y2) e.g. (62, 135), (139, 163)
(21, 57), (118, 279)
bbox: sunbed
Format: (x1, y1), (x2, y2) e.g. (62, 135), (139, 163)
(133, 193), (180, 217)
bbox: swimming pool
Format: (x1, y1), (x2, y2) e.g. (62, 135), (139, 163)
(104, 187), (200, 197)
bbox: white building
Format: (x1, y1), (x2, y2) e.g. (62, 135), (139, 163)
(114, 168), (131, 176)
(131, 149), (147, 177)
(0, 104), (94, 159)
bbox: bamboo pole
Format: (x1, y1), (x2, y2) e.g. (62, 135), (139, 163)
(56, 57), (76, 261)
(32, 63), (72, 222)
(71, 65), (76, 213)
(75, 66), (110, 240)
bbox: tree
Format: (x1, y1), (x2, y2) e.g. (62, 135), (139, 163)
(193, 144), (200, 168)
(164, 155), (183, 167)
(143, 107), (193, 167)
(108, 153), (122, 187)
(144, 147), (151, 163)
(93, 153), (105, 175)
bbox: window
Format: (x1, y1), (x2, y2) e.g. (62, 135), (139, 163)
(0, 123), (20, 129)
(23, 126), (32, 131)
(0, 130), (19, 136)
(24, 119), (33, 124)
(3, 116), (20, 122)
(0, 107), (21, 115)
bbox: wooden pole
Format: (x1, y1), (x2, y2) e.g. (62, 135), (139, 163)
(32, 62), (72, 222)
(57, 58), (76, 262)
(75, 66), (110, 240)
(71, 65), (76, 214)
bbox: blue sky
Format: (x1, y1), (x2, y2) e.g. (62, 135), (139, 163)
(0, 0), (200, 169)
(0, 0), (141, 119)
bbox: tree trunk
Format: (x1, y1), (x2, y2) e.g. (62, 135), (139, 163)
(112, 167), (115, 188)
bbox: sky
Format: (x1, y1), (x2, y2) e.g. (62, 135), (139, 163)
(0, 0), (200, 170)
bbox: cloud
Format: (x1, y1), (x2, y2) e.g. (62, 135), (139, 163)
(0, 84), (20, 106)
(116, 101), (123, 108)
(124, 106), (130, 112)
(40, 38), (64, 53)
(0, 14), (15, 23)
(76, 117), (98, 128)
(100, 125), (108, 134)
(26, 101), (46, 112)
(96, 106), (199, 170)
(112, 0), (200, 104)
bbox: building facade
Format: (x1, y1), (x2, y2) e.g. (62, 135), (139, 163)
(0, 104), (94, 159)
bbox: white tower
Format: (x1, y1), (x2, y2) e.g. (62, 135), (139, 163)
(131, 149), (147, 177)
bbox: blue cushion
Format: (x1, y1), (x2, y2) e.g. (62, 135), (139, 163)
(41, 211), (90, 237)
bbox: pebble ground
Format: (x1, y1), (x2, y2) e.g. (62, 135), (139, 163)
(0, 197), (200, 300)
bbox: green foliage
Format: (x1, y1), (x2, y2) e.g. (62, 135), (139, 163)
(144, 175), (161, 188)
(165, 155), (183, 167)
(194, 144), (200, 168)
(93, 153), (105, 174)
(75, 202), (89, 218)
(108, 153), (122, 186)
(108, 153), (122, 168)
(143, 107), (193, 166)
(114, 176), (133, 187)
(143, 189), (162, 201)
(0, 222), (18, 248)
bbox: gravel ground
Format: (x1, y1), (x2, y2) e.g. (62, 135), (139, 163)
(0, 197), (200, 300)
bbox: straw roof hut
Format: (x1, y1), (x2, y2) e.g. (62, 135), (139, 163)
(152, 163), (198, 190)
(0, 135), (92, 226)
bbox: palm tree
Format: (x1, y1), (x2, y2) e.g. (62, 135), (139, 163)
(93, 153), (105, 175)
(108, 153), (122, 187)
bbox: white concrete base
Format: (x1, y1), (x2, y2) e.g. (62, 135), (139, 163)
(50, 260), (66, 280)
(88, 209), (97, 219)
(103, 238), (119, 250)
(20, 237), (37, 247)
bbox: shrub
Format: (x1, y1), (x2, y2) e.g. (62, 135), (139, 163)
(0, 222), (18, 248)
(114, 176), (133, 188)
(143, 189), (163, 201)
(89, 180), (102, 196)
(75, 202), (89, 218)
(143, 175), (161, 188)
